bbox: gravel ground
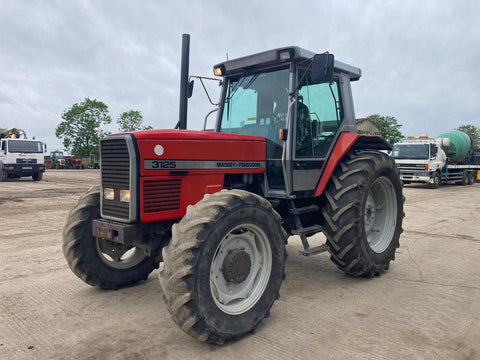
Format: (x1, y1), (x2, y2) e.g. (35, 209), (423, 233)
(0, 169), (479, 359)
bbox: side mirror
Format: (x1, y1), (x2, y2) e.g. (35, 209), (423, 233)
(312, 53), (334, 83)
(187, 80), (194, 98)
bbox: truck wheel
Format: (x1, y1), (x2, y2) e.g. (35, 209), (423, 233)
(32, 172), (43, 181)
(160, 190), (287, 344)
(0, 168), (6, 182)
(429, 171), (441, 189)
(322, 150), (404, 277)
(467, 172), (474, 185)
(461, 172), (469, 185)
(63, 185), (158, 289)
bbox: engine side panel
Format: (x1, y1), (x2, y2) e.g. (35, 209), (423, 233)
(137, 138), (266, 176)
(135, 131), (267, 222)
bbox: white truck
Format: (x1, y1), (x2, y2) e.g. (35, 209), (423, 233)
(392, 131), (480, 188)
(0, 137), (46, 181)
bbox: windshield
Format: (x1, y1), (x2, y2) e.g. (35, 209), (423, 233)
(219, 67), (289, 146)
(8, 140), (43, 153)
(392, 143), (429, 160)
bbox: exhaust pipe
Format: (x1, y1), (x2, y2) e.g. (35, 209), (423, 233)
(176, 33), (190, 130)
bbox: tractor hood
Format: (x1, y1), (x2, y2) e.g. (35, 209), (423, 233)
(129, 129), (267, 176)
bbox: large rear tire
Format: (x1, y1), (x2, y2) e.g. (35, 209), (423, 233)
(62, 185), (158, 289)
(322, 150), (404, 277)
(160, 190), (287, 344)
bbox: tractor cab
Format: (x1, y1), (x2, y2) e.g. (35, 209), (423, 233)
(212, 47), (362, 198)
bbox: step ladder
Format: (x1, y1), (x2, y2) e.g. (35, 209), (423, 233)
(287, 201), (328, 256)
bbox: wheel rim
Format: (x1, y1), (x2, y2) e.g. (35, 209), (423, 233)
(96, 238), (146, 270)
(210, 223), (272, 315)
(364, 176), (398, 253)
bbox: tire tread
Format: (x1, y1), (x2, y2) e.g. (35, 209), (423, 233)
(323, 150), (404, 277)
(160, 190), (287, 344)
(62, 186), (157, 289)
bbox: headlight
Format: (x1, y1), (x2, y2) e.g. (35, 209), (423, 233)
(103, 188), (115, 200)
(213, 65), (225, 76)
(120, 190), (130, 203)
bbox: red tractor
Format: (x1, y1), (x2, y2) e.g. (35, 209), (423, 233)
(65, 154), (84, 169)
(63, 35), (404, 344)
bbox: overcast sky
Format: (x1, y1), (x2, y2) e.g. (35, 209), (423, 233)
(1, 0), (479, 151)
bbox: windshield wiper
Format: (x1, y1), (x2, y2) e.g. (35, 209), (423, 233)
(226, 74), (249, 101)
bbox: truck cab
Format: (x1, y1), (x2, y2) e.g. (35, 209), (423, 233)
(392, 136), (446, 186)
(0, 138), (46, 181)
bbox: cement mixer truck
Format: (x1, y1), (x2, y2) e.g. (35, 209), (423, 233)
(392, 130), (480, 188)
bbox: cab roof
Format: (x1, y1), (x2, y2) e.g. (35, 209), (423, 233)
(214, 46), (361, 81)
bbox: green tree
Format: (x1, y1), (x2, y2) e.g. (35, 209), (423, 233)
(117, 110), (153, 132)
(456, 124), (480, 151)
(55, 98), (111, 156)
(366, 114), (404, 145)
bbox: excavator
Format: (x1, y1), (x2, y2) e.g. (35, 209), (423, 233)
(0, 128), (27, 139)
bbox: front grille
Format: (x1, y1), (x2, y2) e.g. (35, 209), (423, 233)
(16, 158), (36, 164)
(100, 137), (132, 220)
(396, 163), (425, 170)
(102, 200), (129, 218)
(101, 139), (130, 188)
(143, 180), (181, 213)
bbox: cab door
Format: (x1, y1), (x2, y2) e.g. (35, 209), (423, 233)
(290, 68), (345, 193)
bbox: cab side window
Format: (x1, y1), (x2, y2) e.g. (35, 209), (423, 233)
(296, 69), (343, 158)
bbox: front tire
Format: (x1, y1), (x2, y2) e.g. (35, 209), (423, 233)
(322, 150), (404, 277)
(160, 190), (287, 344)
(429, 171), (441, 189)
(0, 168), (7, 182)
(62, 185), (158, 289)
(32, 172), (43, 181)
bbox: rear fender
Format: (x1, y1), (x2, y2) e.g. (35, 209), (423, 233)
(314, 133), (391, 196)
